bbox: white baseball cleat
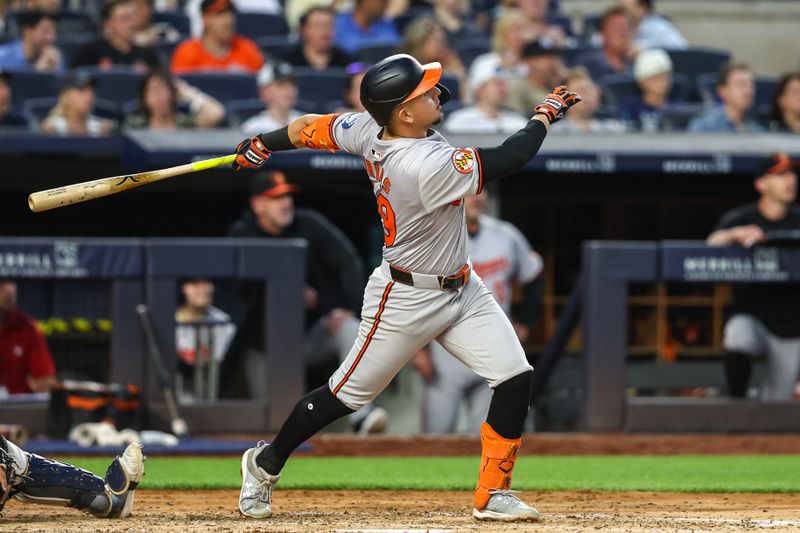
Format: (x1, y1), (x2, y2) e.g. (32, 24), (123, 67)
(239, 441), (280, 518)
(472, 490), (540, 522)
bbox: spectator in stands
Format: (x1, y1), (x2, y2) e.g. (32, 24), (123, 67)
(507, 39), (564, 117)
(707, 153), (800, 400)
(398, 17), (465, 98)
(242, 62), (304, 134)
(768, 72), (800, 133)
(618, 0), (687, 51)
(71, 0), (161, 71)
(124, 68), (225, 129)
(334, 0), (401, 55)
(688, 63), (764, 133)
(336, 61), (369, 112)
(283, 7), (352, 70)
(411, 190), (544, 433)
(552, 66), (626, 133)
(40, 70), (116, 136)
(619, 48), (673, 132)
(186, 0), (282, 37)
(432, 0), (484, 45)
(0, 72), (28, 128)
(516, 0), (573, 48)
(469, 9), (534, 80)
(0, 10), (63, 72)
(579, 7), (635, 81)
(132, 0), (182, 47)
(443, 59), (527, 133)
(171, 0), (264, 74)
(227, 171), (388, 435)
(0, 279), (57, 395)
(174, 277), (237, 402)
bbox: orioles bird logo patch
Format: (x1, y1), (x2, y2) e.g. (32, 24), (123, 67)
(451, 149), (475, 174)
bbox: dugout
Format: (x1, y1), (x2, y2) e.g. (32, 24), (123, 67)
(1, 130), (798, 433)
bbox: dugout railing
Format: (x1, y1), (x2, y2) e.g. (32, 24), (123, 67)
(582, 240), (800, 432)
(0, 237), (305, 434)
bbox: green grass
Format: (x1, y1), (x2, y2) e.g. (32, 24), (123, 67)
(62, 455), (800, 493)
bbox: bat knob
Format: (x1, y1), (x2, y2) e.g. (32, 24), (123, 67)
(171, 418), (189, 438)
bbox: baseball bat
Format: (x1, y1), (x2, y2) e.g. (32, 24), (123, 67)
(28, 154), (236, 213)
(135, 304), (190, 439)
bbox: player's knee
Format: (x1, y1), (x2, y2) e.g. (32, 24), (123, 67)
(723, 315), (765, 355)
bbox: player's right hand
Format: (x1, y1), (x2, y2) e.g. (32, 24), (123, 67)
(232, 136), (271, 171)
(534, 85), (581, 124)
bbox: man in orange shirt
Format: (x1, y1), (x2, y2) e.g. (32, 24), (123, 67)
(171, 0), (263, 74)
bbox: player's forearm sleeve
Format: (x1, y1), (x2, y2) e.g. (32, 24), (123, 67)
(516, 275), (545, 327)
(476, 119), (548, 181)
(257, 127), (295, 152)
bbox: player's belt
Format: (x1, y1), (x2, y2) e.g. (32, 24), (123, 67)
(387, 262), (471, 291)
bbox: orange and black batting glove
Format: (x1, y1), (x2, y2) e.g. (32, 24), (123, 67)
(533, 85), (582, 125)
(232, 135), (272, 171)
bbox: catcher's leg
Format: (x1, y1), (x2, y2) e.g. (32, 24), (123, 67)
(1, 436), (144, 518)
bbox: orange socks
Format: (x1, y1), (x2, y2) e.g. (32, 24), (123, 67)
(474, 422), (521, 510)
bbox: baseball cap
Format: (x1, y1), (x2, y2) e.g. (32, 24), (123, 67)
(468, 56), (506, 96)
(60, 70), (96, 91)
(257, 62), (295, 87)
(201, 0), (236, 15)
(521, 39), (563, 59)
(754, 152), (799, 179)
(251, 171), (300, 198)
(634, 49), (672, 81)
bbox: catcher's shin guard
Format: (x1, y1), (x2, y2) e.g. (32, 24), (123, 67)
(474, 422), (521, 510)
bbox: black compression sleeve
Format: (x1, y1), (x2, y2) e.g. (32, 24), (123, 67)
(475, 119), (548, 182)
(257, 126), (295, 152)
(516, 274), (544, 327)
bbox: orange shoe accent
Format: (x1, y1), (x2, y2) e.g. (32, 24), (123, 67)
(474, 422), (521, 510)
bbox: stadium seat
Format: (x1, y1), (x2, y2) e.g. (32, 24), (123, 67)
(293, 67), (348, 114)
(666, 48), (730, 80)
(393, 6), (434, 34)
(599, 72), (691, 107)
(562, 45), (595, 68)
(153, 40), (179, 65)
(256, 35), (298, 62)
(151, 11), (191, 38)
(56, 33), (95, 66)
(581, 14), (602, 44)
(660, 103), (705, 132)
(178, 72), (259, 103)
(5, 10), (97, 38)
(23, 96), (119, 129)
(356, 43), (398, 65)
(81, 67), (145, 106)
(225, 98), (265, 126)
(547, 15), (573, 36)
(453, 38), (490, 71)
(235, 12), (289, 41)
(6, 70), (60, 108)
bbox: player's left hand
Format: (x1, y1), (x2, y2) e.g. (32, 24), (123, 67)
(512, 321), (530, 343)
(326, 308), (354, 335)
(232, 136), (272, 171)
(534, 85), (581, 124)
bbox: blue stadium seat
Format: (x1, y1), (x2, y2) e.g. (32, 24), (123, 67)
(153, 40), (179, 65)
(293, 67), (348, 114)
(6, 70), (60, 108)
(356, 43), (397, 64)
(453, 38), (490, 71)
(393, 6), (433, 34)
(5, 10), (97, 38)
(235, 12), (289, 41)
(56, 33), (94, 66)
(562, 45), (595, 68)
(438, 74), (461, 102)
(256, 35), (297, 62)
(80, 67), (145, 106)
(23, 96), (119, 129)
(666, 48), (730, 80)
(697, 73), (777, 114)
(599, 72), (691, 107)
(581, 14), (602, 44)
(660, 103), (705, 132)
(151, 11), (191, 37)
(178, 72), (259, 103)
(225, 98), (265, 126)
(548, 15), (573, 36)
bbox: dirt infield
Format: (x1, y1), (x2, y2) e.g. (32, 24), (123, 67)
(4, 489), (800, 532)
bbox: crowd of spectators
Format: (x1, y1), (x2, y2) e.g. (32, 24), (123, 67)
(0, 0), (794, 136)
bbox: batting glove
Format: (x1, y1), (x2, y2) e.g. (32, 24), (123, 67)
(232, 136), (272, 171)
(534, 85), (582, 124)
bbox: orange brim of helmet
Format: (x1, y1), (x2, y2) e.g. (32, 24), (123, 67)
(402, 62), (443, 104)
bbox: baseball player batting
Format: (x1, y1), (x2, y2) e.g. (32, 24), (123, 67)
(232, 54), (580, 522)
